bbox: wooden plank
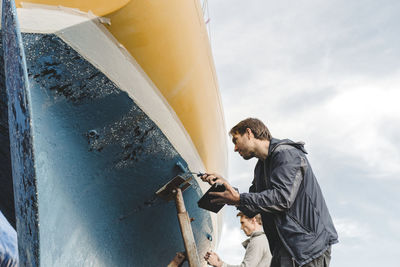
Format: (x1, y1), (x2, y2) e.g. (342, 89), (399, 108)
(174, 188), (201, 267)
(177, 212), (201, 267)
(167, 252), (186, 267)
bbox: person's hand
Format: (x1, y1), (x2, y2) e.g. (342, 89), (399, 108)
(200, 173), (226, 185)
(204, 251), (223, 267)
(169, 252), (186, 266)
(209, 182), (240, 206)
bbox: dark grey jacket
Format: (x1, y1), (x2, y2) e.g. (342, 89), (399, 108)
(238, 138), (338, 266)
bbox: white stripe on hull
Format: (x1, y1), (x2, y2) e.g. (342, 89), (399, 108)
(13, 5), (221, 249)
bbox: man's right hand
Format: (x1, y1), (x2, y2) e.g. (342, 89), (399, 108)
(200, 173), (226, 185)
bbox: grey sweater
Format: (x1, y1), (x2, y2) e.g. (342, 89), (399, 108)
(222, 231), (271, 267)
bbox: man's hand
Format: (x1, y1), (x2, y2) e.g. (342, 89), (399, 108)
(200, 173), (227, 185)
(200, 173), (240, 206)
(209, 182), (240, 206)
(204, 251), (223, 267)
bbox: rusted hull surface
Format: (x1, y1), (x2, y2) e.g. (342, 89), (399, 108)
(0, 30), (216, 266)
(1, 0), (39, 265)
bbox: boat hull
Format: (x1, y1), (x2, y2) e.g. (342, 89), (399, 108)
(1, 2), (225, 266)
(1, 30), (217, 266)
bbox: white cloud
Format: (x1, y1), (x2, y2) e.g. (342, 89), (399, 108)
(209, 0), (400, 266)
(333, 218), (372, 240)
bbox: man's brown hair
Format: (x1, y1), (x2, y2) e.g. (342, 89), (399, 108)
(237, 212), (262, 225)
(230, 118), (272, 141)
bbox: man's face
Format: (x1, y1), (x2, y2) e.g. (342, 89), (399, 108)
(232, 132), (255, 160)
(240, 216), (255, 236)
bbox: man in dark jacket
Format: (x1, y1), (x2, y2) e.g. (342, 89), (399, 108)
(201, 118), (338, 267)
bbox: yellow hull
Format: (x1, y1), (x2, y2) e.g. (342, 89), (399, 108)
(16, 0), (130, 16)
(2, 1), (227, 265)
(16, 0), (227, 176)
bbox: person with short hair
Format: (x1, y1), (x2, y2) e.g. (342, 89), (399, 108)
(205, 212), (271, 267)
(201, 118), (338, 267)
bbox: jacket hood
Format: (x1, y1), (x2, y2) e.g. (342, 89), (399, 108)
(269, 138), (308, 155)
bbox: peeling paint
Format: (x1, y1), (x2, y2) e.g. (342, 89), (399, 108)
(2, 1), (39, 266)
(1, 21), (215, 266)
(24, 33), (119, 103)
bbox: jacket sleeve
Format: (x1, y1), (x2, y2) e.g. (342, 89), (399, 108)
(222, 235), (271, 267)
(237, 183), (259, 218)
(238, 146), (306, 213)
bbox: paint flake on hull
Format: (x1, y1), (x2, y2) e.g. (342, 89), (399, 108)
(1, 3), (223, 266)
(1, 30), (216, 266)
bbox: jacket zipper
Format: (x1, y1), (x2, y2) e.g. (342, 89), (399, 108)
(287, 213), (312, 234)
(269, 142), (299, 266)
(274, 222), (298, 266)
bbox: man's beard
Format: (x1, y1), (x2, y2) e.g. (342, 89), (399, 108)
(242, 151), (255, 160)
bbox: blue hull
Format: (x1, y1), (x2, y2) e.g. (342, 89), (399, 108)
(0, 2), (215, 265)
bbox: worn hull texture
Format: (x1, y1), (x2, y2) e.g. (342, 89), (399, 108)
(0, 29), (216, 267)
(0, 1), (218, 266)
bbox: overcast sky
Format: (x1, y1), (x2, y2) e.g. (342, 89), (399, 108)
(206, 1), (400, 266)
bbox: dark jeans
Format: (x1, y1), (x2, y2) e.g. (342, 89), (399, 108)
(270, 246), (331, 267)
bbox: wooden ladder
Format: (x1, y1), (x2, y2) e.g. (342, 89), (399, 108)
(156, 176), (202, 267)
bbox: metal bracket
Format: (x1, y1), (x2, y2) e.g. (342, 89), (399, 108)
(156, 175), (192, 201)
(156, 175), (201, 267)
